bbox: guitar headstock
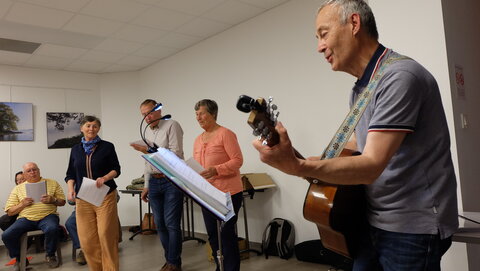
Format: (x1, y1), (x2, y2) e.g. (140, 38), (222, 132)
(236, 95), (279, 147)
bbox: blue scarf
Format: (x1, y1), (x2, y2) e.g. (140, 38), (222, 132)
(81, 136), (101, 155)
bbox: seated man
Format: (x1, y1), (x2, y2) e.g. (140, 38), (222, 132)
(2, 162), (65, 270)
(0, 172), (25, 231)
(65, 210), (86, 265)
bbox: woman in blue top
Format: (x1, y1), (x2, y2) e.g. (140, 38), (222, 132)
(65, 115), (121, 271)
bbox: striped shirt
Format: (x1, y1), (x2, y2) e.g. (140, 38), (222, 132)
(4, 178), (65, 221)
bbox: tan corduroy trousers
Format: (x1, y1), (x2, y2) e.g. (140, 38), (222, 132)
(76, 190), (119, 271)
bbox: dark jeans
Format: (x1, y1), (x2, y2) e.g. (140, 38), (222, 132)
(149, 177), (184, 266)
(1, 214), (60, 260)
(202, 192), (243, 271)
(65, 211), (80, 249)
(353, 225), (452, 271)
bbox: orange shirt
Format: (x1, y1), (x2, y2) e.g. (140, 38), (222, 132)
(193, 126), (243, 195)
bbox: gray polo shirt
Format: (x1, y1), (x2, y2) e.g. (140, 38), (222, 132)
(351, 48), (458, 239)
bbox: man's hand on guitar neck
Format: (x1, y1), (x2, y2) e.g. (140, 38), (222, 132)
(252, 122), (302, 176)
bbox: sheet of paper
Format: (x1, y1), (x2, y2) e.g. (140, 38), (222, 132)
(25, 181), (47, 202)
(77, 177), (110, 207)
(186, 157), (205, 173)
(154, 149), (226, 206)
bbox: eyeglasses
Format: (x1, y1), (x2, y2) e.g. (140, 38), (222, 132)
(25, 168), (39, 173)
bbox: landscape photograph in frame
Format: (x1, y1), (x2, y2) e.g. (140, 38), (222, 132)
(0, 102), (34, 141)
(46, 112), (84, 149)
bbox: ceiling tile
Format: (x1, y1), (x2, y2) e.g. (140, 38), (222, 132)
(203, 0), (265, 24)
(0, 0), (287, 73)
(65, 59), (111, 73)
(79, 50), (126, 63)
(80, 0), (149, 23)
(101, 64), (140, 73)
(18, 0), (90, 12)
(112, 25), (168, 44)
(152, 32), (203, 49)
(25, 55), (74, 69)
(237, 0), (289, 9)
(5, 2), (74, 29)
(132, 7), (194, 31)
(34, 44), (88, 59)
(62, 14), (124, 37)
(0, 50), (31, 65)
(147, 0), (226, 16)
(0, 0), (14, 18)
(132, 44), (179, 58)
(116, 55), (158, 67)
(176, 17), (231, 38)
(0, 21), (104, 50)
(94, 38), (144, 54)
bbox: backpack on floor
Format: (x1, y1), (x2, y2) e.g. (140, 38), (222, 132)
(261, 218), (295, 259)
(294, 239), (353, 271)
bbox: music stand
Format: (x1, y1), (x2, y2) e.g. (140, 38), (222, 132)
(142, 149), (236, 271)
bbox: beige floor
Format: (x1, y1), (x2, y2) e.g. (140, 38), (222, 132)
(0, 229), (332, 271)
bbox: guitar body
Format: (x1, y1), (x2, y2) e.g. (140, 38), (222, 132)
(303, 149), (367, 258)
(236, 95), (367, 259)
(303, 182), (366, 258)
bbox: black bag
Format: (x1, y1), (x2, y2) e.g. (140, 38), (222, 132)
(295, 239), (353, 271)
(261, 218), (295, 259)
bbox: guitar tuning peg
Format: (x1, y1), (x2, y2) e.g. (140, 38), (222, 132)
(257, 121), (265, 129)
(268, 96), (274, 103)
(272, 111), (280, 123)
(253, 128), (261, 136)
(262, 127), (269, 137)
(271, 104), (277, 111)
(262, 139), (268, 146)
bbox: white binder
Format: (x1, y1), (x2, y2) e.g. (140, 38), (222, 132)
(142, 148), (235, 222)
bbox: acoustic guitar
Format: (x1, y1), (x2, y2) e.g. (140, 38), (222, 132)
(236, 95), (366, 258)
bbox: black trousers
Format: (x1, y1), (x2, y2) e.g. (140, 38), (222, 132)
(0, 214), (17, 231)
(202, 192), (243, 271)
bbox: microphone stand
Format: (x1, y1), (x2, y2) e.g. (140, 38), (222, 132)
(140, 114), (171, 153)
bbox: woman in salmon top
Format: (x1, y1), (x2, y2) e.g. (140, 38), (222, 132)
(193, 99), (243, 271)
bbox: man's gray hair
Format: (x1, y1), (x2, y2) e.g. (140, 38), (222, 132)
(318, 0), (378, 40)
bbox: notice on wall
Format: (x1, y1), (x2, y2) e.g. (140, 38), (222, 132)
(455, 65), (466, 99)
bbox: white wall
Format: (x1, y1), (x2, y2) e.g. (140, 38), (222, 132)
(441, 0), (480, 270)
(99, 1), (468, 270)
(0, 65), (101, 244)
(99, 71), (143, 227)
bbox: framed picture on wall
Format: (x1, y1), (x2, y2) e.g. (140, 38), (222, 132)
(46, 112), (84, 149)
(0, 102), (34, 141)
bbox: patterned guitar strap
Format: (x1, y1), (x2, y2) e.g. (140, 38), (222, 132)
(320, 49), (409, 163)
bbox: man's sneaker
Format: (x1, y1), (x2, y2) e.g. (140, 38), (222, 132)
(45, 255), (60, 269)
(76, 250), (87, 265)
